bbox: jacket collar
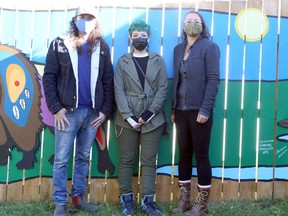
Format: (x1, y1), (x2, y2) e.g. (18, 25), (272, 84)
(121, 51), (161, 93)
(122, 51), (158, 62)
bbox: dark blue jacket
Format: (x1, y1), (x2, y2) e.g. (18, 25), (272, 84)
(43, 35), (114, 117)
(173, 36), (220, 117)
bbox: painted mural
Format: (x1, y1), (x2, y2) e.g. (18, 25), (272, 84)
(0, 45), (43, 169)
(0, 1), (288, 201)
(0, 44), (115, 174)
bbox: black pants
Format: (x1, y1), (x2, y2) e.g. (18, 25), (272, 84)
(175, 109), (213, 186)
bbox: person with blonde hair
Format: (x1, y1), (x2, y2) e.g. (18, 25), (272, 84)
(43, 5), (114, 216)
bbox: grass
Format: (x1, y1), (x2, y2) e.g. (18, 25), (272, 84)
(1, 198), (288, 216)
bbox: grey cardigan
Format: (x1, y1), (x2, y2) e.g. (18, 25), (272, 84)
(114, 52), (168, 133)
(172, 36), (220, 117)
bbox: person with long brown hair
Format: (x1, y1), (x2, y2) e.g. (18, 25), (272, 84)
(43, 5), (114, 216)
(171, 10), (220, 216)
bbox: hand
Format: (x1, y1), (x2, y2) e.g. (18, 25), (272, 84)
(197, 113), (209, 124)
(126, 117), (141, 129)
(92, 112), (106, 129)
(54, 108), (70, 131)
(138, 117), (145, 125)
(171, 114), (175, 123)
(139, 111), (155, 125)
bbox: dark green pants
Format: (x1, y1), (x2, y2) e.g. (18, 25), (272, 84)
(117, 125), (164, 197)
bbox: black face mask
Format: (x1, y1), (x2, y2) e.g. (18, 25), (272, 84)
(132, 37), (148, 51)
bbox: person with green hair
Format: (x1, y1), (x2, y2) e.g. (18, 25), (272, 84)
(114, 20), (168, 216)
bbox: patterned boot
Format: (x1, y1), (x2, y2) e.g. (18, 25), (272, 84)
(185, 186), (210, 216)
(172, 182), (191, 213)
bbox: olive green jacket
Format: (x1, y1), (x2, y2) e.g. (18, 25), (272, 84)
(114, 52), (168, 133)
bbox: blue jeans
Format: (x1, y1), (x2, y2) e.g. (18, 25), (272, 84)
(53, 108), (97, 205)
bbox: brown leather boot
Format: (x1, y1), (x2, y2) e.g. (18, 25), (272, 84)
(185, 186), (210, 216)
(172, 183), (191, 213)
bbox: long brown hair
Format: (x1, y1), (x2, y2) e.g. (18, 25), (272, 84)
(69, 16), (104, 55)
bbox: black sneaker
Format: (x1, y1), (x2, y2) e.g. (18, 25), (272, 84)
(141, 195), (162, 216)
(71, 194), (100, 213)
(120, 192), (136, 215)
(54, 205), (68, 216)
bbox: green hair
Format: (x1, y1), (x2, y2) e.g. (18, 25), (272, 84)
(128, 20), (151, 36)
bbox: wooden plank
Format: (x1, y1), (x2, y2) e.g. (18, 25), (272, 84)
(212, 0), (241, 201)
(256, 0), (278, 197)
(190, 177), (199, 201)
(0, 1), (283, 16)
(274, 0), (288, 196)
(132, 176), (140, 202)
(257, 181), (273, 199)
(105, 178), (120, 203)
(274, 181), (288, 199)
(235, 0), (264, 200)
(222, 180), (238, 200)
(281, 0), (288, 17)
(210, 178), (222, 201)
(239, 181), (256, 200)
(0, 9), (17, 46)
(67, 179), (73, 199)
(23, 140), (42, 201)
(0, 184), (7, 201)
(198, 2), (213, 11)
(7, 182), (23, 201)
(0, 162), (8, 202)
(213, 0), (230, 13)
(156, 175), (171, 202)
(231, 1), (247, 14)
(89, 179), (106, 203)
(40, 177), (53, 201)
(249, 0), (278, 16)
(23, 178), (40, 201)
(171, 177), (179, 202)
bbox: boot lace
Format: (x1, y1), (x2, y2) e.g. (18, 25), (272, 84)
(193, 191), (209, 210)
(177, 187), (188, 205)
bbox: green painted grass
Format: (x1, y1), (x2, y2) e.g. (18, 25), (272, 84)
(1, 198), (288, 216)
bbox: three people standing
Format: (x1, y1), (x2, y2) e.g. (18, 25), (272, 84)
(44, 5), (219, 216)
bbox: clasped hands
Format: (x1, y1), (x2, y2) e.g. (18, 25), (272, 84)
(126, 111), (155, 129)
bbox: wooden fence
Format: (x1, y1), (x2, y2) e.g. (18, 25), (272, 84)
(0, 0), (288, 203)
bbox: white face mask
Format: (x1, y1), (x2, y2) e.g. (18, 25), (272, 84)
(75, 18), (96, 35)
